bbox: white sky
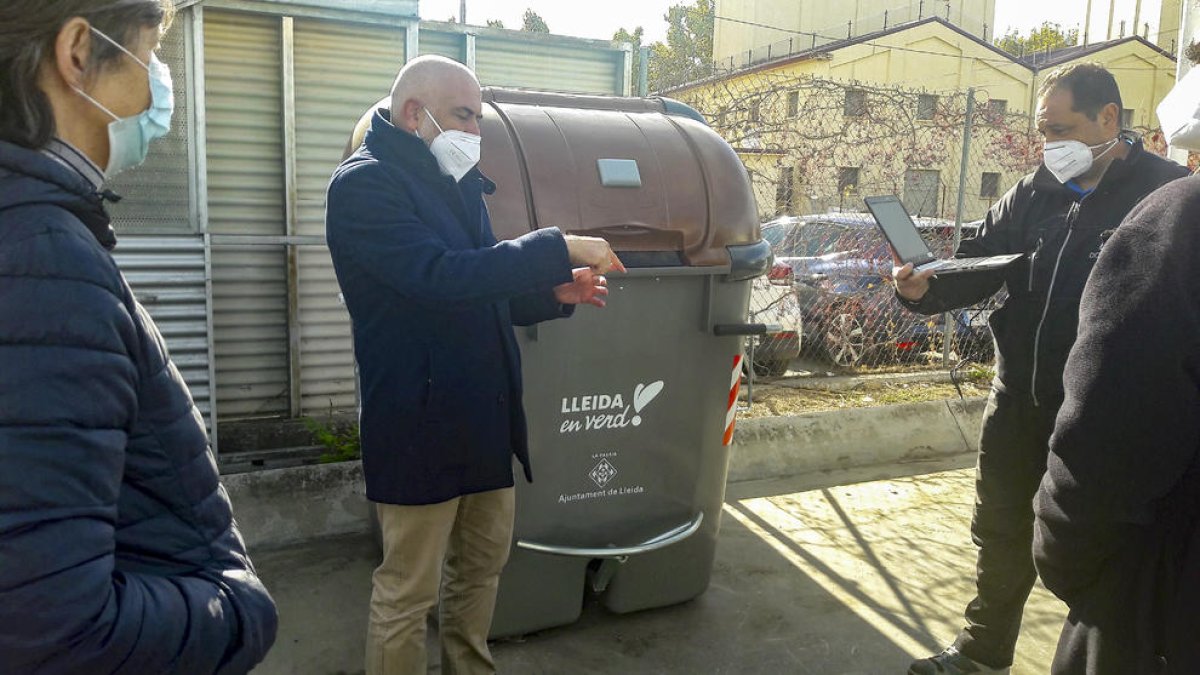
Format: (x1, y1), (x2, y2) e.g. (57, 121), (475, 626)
(419, 0), (676, 43)
(419, 1), (1170, 46)
(991, 0), (1164, 41)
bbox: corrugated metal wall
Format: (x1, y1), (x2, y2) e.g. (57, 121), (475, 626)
(293, 19), (405, 415)
(417, 29), (466, 62)
(111, 237), (213, 425)
(474, 36), (624, 94)
(204, 11), (290, 419)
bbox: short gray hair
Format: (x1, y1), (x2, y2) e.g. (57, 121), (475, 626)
(0, 0), (173, 149)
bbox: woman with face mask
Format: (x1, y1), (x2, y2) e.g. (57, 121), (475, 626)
(0, 2), (277, 673)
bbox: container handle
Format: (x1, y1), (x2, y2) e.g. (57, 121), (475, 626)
(515, 513), (703, 559)
(712, 323), (769, 336)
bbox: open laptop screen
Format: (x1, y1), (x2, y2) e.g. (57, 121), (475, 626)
(865, 196), (933, 265)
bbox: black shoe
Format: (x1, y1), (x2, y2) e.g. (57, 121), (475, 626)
(907, 647), (1010, 674)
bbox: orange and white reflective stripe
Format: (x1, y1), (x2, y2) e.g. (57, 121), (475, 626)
(723, 354), (742, 446)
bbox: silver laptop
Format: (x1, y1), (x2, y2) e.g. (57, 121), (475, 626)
(864, 195), (1022, 276)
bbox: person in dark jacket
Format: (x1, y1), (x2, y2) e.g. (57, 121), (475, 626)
(898, 63), (1188, 675)
(326, 55), (622, 675)
(0, 2), (277, 673)
(1032, 77), (1200, 675)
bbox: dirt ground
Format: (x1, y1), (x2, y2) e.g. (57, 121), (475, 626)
(737, 377), (990, 419)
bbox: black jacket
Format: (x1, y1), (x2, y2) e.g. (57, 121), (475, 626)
(905, 137), (1187, 405)
(1034, 175), (1200, 674)
(0, 141), (277, 673)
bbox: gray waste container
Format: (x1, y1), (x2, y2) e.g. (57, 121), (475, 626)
(347, 88), (770, 638)
(477, 89), (767, 637)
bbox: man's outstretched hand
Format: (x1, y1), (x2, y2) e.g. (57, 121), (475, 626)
(564, 235), (626, 275)
(890, 247), (934, 302)
(554, 267), (609, 308)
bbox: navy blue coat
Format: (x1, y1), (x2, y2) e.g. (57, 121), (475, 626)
(326, 111), (573, 505)
(0, 141), (277, 673)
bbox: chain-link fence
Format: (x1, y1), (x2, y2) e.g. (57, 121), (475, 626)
(673, 72), (1167, 376)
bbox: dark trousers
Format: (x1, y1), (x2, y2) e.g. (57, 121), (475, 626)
(953, 387), (1059, 668)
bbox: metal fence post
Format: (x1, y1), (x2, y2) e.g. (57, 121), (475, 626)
(944, 87), (975, 366)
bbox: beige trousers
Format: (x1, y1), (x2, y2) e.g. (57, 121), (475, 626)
(366, 487), (515, 675)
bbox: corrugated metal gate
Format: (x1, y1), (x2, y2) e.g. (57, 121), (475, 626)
(204, 10), (290, 419)
(293, 18), (405, 416)
(110, 238), (213, 425)
(475, 36), (625, 94)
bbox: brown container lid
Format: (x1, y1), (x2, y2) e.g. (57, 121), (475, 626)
(344, 89), (759, 267)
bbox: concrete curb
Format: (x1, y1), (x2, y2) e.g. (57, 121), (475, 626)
(770, 369), (956, 392)
(222, 461), (371, 549)
(224, 397), (987, 550)
(728, 396), (985, 483)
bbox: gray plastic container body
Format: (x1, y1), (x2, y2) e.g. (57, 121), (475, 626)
(490, 267), (750, 637)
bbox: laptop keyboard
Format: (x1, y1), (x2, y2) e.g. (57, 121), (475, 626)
(918, 257), (997, 273)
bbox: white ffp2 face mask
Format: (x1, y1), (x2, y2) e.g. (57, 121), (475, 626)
(1042, 137), (1118, 184)
(424, 108), (480, 181)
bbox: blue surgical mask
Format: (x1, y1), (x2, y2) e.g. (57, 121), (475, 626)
(72, 26), (174, 179)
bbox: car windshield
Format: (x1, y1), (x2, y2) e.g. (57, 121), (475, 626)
(771, 221), (883, 258)
(762, 223), (787, 250)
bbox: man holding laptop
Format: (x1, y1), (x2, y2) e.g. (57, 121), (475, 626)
(893, 63), (1187, 675)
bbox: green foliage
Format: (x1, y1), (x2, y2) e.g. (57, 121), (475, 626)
(303, 415), (361, 464)
(486, 19), (505, 29)
(993, 21), (1078, 58)
(959, 363), (996, 385)
(649, 0), (715, 92)
(521, 8), (549, 33)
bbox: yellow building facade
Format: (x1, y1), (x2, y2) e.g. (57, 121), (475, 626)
(714, 0), (996, 67)
(1158, 0), (1182, 53)
(674, 18), (1179, 221)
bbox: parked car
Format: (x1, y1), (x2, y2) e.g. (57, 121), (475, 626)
(762, 213), (998, 367)
(747, 260), (803, 377)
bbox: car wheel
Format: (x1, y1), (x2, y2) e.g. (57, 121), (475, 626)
(752, 359), (791, 378)
(823, 311), (867, 367)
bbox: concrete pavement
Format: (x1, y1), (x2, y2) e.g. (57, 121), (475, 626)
(250, 455), (1066, 674)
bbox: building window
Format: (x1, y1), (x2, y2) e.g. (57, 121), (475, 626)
(838, 166), (860, 194)
(749, 98), (762, 124)
(844, 88), (867, 117)
(776, 166), (795, 215)
(1120, 108), (1135, 129)
(917, 94), (938, 120)
(787, 90), (800, 118)
(980, 172), (1001, 199)
(984, 98), (1007, 121)
(905, 168), (941, 217)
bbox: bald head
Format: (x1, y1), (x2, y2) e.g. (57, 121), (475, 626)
(389, 55), (483, 145)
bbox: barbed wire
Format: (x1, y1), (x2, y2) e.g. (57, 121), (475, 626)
(710, 13), (1172, 74)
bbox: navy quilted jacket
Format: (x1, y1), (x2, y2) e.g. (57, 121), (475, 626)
(327, 111), (573, 505)
(0, 141), (277, 674)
